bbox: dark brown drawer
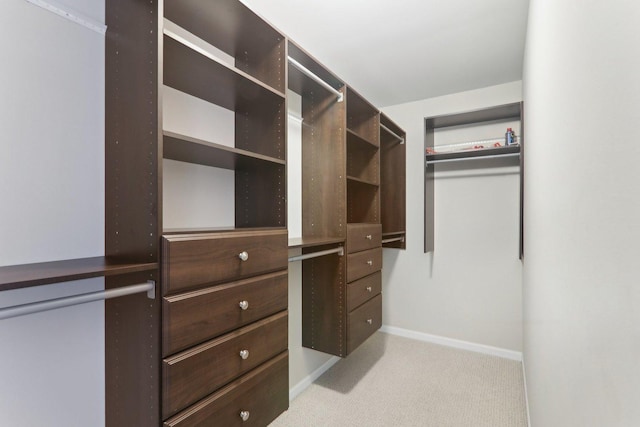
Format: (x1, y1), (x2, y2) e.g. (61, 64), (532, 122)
(346, 223), (382, 254)
(347, 271), (381, 312)
(164, 351), (289, 427)
(163, 270), (287, 356)
(346, 247), (382, 283)
(162, 229), (288, 295)
(347, 293), (382, 354)
(163, 311), (288, 419)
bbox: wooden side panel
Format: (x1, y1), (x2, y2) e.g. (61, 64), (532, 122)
(301, 245), (346, 357)
(301, 87), (347, 240)
(105, 271), (160, 427)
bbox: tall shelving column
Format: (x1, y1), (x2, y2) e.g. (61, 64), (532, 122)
(380, 113), (407, 249)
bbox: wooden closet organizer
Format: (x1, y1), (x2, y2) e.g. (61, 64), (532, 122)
(0, 0), (406, 425)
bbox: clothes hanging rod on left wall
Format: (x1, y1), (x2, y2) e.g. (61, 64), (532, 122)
(0, 281), (155, 321)
(288, 56), (343, 102)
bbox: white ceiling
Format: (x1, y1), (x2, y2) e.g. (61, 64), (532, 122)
(241, 0), (530, 107)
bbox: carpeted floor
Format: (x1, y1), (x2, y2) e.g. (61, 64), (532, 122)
(270, 332), (528, 427)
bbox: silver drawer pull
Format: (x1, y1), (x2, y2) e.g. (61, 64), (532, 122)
(366, 318), (373, 325)
(366, 234), (372, 240)
(366, 286), (372, 292)
(239, 300), (249, 310)
(238, 251), (249, 261)
(367, 260), (373, 266)
(240, 410), (250, 422)
(239, 349), (249, 360)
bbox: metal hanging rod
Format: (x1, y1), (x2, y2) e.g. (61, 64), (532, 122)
(380, 124), (404, 144)
(0, 281), (156, 321)
(382, 236), (405, 244)
(288, 246), (344, 263)
(287, 56), (343, 102)
(426, 152), (520, 165)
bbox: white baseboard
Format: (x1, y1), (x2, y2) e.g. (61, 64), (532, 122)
(522, 356), (532, 427)
(379, 325), (523, 361)
(289, 356), (341, 401)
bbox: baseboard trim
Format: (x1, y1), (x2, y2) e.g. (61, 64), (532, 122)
(289, 356), (341, 401)
(522, 356), (532, 426)
(379, 325), (523, 361)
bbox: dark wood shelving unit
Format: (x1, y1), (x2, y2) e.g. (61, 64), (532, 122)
(0, 257), (158, 292)
(380, 113), (406, 250)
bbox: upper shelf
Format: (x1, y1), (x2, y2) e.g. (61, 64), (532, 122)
(287, 41), (344, 99)
(163, 131), (285, 169)
(0, 257), (158, 292)
(426, 102), (521, 129)
(288, 236), (345, 249)
(347, 129), (378, 149)
(163, 33), (285, 112)
(164, 0), (286, 92)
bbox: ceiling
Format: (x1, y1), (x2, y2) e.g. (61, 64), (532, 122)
(241, 0), (530, 108)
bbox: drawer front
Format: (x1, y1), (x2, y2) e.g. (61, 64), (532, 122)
(347, 293), (382, 354)
(163, 312), (288, 419)
(164, 351), (289, 427)
(346, 248), (382, 283)
(162, 229), (288, 295)
(346, 223), (382, 254)
(347, 271), (382, 312)
(163, 270), (287, 356)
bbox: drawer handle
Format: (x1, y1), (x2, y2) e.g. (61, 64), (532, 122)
(366, 318), (373, 325)
(367, 260), (373, 266)
(366, 286), (372, 292)
(366, 234), (372, 240)
(239, 300), (249, 311)
(238, 251), (249, 262)
(239, 349), (250, 360)
(240, 410), (250, 422)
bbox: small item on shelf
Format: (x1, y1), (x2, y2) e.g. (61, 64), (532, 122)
(426, 147), (436, 154)
(493, 142), (502, 148)
(505, 128), (517, 146)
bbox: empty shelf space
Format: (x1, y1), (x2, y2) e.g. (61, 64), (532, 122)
(0, 257), (158, 292)
(164, 0), (285, 92)
(347, 128), (378, 149)
(163, 33), (285, 112)
(288, 236), (345, 249)
(164, 131), (286, 169)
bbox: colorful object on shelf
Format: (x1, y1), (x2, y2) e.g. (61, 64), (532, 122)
(505, 128), (516, 146)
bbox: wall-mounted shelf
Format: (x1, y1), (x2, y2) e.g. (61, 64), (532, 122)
(0, 257), (158, 292)
(288, 237), (345, 249)
(424, 102), (523, 256)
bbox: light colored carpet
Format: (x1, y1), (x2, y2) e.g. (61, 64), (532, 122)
(270, 331), (528, 427)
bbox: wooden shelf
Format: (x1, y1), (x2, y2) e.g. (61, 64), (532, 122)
(425, 103), (521, 129)
(163, 226), (286, 235)
(288, 236), (344, 249)
(347, 129), (378, 149)
(164, 131), (286, 170)
(382, 231), (406, 237)
(165, 0), (286, 92)
(163, 34), (285, 112)
(0, 257), (158, 292)
(426, 145), (520, 162)
(347, 175), (379, 187)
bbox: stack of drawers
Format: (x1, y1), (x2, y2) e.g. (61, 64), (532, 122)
(160, 229), (289, 426)
(345, 224), (383, 354)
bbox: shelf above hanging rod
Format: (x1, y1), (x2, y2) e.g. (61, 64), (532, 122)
(288, 246), (344, 263)
(288, 56), (343, 102)
(382, 236), (405, 244)
(380, 123), (404, 144)
(0, 281), (155, 321)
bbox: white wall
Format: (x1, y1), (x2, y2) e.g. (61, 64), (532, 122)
(382, 81), (523, 352)
(523, 1), (640, 426)
(0, 1), (105, 426)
